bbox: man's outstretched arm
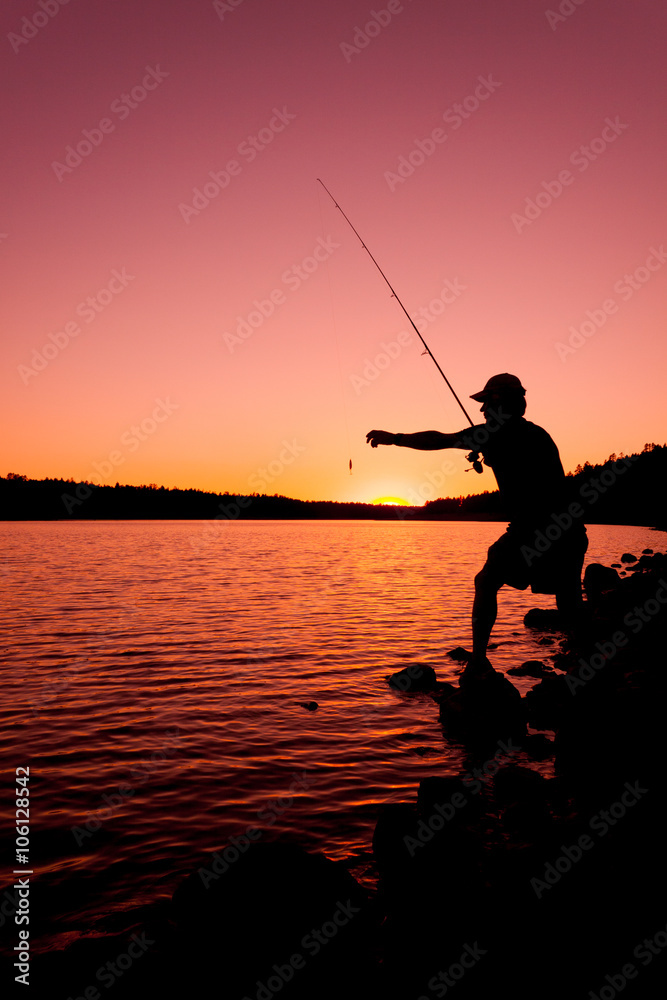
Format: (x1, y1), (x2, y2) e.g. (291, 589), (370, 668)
(366, 429), (472, 450)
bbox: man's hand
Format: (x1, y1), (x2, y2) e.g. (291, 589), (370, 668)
(366, 429), (396, 448)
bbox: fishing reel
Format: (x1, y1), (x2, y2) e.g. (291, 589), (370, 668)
(466, 451), (483, 474)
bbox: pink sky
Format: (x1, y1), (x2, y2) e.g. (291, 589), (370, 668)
(2, 0), (666, 505)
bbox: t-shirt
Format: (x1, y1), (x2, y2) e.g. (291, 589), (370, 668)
(453, 416), (572, 527)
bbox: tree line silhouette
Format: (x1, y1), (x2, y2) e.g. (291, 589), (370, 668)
(2, 443), (665, 525)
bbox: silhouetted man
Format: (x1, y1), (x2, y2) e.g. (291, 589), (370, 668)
(366, 373), (588, 682)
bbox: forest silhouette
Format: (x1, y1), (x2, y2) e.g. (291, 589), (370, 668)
(2, 443), (664, 525)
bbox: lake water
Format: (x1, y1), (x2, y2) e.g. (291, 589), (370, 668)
(1, 519), (663, 956)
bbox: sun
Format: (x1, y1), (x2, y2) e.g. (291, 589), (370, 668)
(370, 496), (411, 506)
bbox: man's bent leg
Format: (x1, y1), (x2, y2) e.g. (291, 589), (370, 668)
(470, 564), (504, 666)
(555, 531), (589, 641)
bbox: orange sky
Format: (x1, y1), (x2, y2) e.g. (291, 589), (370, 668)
(2, 0), (666, 505)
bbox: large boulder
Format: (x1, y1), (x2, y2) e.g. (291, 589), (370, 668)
(507, 660), (552, 678)
(372, 803), (419, 877)
(524, 673), (572, 730)
(583, 563), (620, 605)
(388, 663), (437, 692)
(446, 646), (471, 661)
(438, 668), (526, 741)
(171, 841), (374, 998)
(523, 608), (563, 630)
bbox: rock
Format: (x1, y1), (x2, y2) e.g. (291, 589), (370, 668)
(507, 660), (552, 678)
(620, 552), (638, 563)
(372, 797), (483, 910)
(372, 803), (418, 874)
(416, 776), (487, 834)
(446, 646), (471, 661)
(439, 668), (526, 740)
(388, 663), (437, 692)
(521, 733), (555, 760)
(611, 563), (621, 568)
(431, 680), (458, 699)
(523, 608), (563, 630)
(524, 674), (571, 730)
(495, 768), (553, 840)
(642, 548), (653, 554)
(583, 563), (620, 603)
(417, 776), (471, 817)
(551, 650), (578, 671)
(172, 841), (373, 995)
(493, 765), (549, 807)
(298, 701), (318, 711)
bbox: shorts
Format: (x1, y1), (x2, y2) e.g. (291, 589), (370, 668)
(483, 523), (588, 595)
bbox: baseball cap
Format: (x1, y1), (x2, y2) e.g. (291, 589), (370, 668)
(470, 373), (526, 401)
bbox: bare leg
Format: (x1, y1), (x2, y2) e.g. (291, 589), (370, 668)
(555, 532), (588, 640)
(469, 566), (504, 668)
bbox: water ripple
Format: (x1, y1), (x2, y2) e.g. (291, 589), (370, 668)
(1, 520), (662, 949)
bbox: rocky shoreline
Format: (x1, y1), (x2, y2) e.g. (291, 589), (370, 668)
(27, 549), (667, 999)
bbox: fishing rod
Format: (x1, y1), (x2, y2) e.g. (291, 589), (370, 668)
(317, 178), (482, 472)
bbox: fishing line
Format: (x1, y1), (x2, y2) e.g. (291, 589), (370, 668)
(317, 183), (353, 474)
(317, 179), (482, 473)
